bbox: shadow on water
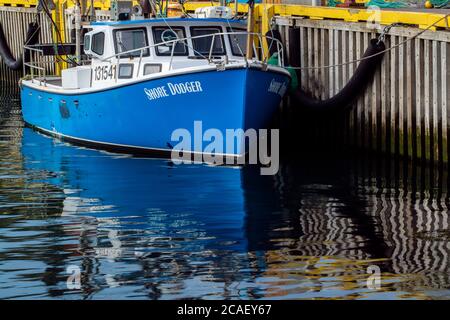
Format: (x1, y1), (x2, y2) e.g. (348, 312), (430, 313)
(0, 86), (449, 299)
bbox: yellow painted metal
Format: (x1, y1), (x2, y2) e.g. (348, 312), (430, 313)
(259, 4), (274, 60)
(1, 0), (448, 54)
(183, 3), (450, 30)
(184, 1), (249, 15)
(0, 0), (112, 9)
(64, 0), (113, 10)
(274, 5), (450, 29)
(2, 1), (446, 31)
(52, 1), (64, 74)
(0, 0), (36, 7)
(246, 2), (255, 59)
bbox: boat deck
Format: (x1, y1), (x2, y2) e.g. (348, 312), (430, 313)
(45, 78), (62, 87)
(33, 78), (63, 88)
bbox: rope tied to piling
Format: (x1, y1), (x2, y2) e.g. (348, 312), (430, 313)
(0, 21), (41, 71)
(290, 38), (386, 113)
(376, 22), (403, 45)
(279, 13), (450, 113)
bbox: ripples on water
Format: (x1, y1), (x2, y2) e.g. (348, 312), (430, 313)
(0, 85), (449, 300)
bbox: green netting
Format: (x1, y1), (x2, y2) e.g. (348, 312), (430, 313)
(430, 0), (450, 8)
(365, 0), (408, 8)
(328, 0), (410, 8)
(267, 53), (279, 66)
(327, 0), (343, 7)
(286, 66), (299, 93)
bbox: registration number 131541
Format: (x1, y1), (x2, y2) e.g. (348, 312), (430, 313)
(94, 65), (117, 81)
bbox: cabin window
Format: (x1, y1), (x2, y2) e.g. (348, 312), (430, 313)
(227, 28), (247, 57)
(190, 27), (225, 56)
(152, 27), (187, 56)
(118, 63), (134, 79)
(84, 34), (91, 52)
(114, 28), (149, 58)
(91, 32), (105, 55)
(143, 64), (162, 75)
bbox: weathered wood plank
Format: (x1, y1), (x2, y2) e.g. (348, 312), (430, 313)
(424, 39), (431, 162)
(280, 18), (450, 166)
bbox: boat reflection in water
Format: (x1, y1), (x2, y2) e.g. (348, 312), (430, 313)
(3, 125), (448, 299)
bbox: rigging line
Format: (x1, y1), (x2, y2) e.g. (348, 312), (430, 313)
(39, 1), (67, 64)
(225, 19), (245, 58)
(179, 0), (194, 18)
(23, 7), (43, 47)
(46, 1), (79, 65)
(40, 0), (79, 65)
(23, 22), (41, 46)
(267, 16), (278, 55)
(287, 14), (450, 70)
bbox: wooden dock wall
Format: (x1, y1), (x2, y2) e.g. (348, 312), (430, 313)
(276, 17), (450, 165)
(0, 7), (53, 85)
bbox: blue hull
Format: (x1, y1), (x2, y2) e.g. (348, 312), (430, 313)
(21, 67), (289, 156)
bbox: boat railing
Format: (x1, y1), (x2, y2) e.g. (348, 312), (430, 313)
(22, 45), (46, 86)
(22, 31), (285, 86)
(23, 44), (92, 86)
(101, 31), (285, 79)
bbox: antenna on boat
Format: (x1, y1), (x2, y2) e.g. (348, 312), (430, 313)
(74, 0), (82, 63)
(90, 0), (96, 22)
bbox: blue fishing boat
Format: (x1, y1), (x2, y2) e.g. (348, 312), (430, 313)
(20, 6), (290, 159)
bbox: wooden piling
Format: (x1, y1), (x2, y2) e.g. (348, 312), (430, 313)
(277, 17), (450, 166)
(0, 6), (53, 85)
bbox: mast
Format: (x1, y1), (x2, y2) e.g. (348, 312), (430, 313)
(74, 0), (82, 63)
(90, 0), (96, 22)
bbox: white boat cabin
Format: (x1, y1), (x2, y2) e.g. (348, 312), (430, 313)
(58, 18), (250, 90)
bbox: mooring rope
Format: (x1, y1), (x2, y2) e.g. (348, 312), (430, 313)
(287, 13), (450, 70)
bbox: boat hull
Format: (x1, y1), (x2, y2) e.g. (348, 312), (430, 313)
(21, 66), (290, 157)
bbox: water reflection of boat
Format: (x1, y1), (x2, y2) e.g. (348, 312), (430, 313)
(22, 127), (249, 244)
(20, 127), (291, 298)
(16, 127), (450, 299)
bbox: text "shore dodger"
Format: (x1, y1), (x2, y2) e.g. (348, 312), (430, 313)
(144, 81), (203, 100)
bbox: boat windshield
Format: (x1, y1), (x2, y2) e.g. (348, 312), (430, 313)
(227, 28), (247, 56)
(114, 27), (149, 57)
(153, 27), (188, 56)
(190, 27), (225, 56)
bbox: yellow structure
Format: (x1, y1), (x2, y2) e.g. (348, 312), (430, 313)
(0, 0), (111, 9)
(1, 1), (449, 31)
(185, 2), (450, 31)
(1, 0), (449, 55)
(0, 0), (36, 7)
(1, 0), (448, 72)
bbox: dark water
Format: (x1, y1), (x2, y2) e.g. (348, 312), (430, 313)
(0, 87), (449, 300)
